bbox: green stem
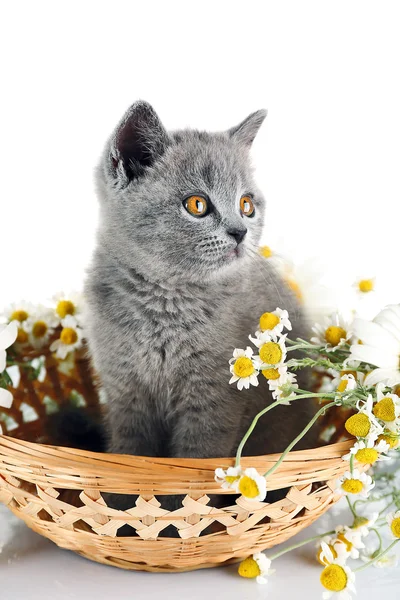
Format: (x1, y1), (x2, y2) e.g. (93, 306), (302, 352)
(346, 495), (357, 519)
(263, 401), (337, 478)
(370, 528), (383, 557)
(354, 539), (399, 572)
(235, 394), (337, 466)
(269, 530), (336, 560)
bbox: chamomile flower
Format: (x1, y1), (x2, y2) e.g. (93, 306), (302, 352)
(256, 308), (292, 337)
(259, 245), (273, 259)
(311, 313), (353, 352)
(229, 347), (259, 390)
(351, 512), (379, 537)
(344, 395), (383, 442)
(338, 469), (375, 499)
(238, 552), (273, 584)
(335, 374), (357, 395)
(372, 385), (400, 433)
(361, 550), (398, 568)
(3, 301), (34, 325)
(386, 510), (400, 539)
(251, 334), (287, 369)
(23, 306), (59, 349)
(325, 526), (365, 560)
(342, 439), (390, 465)
(350, 304), (400, 386)
(263, 366), (298, 404)
(330, 367), (365, 391)
(50, 315), (83, 359)
(237, 468), (267, 502)
(376, 430), (400, 449)
(317, 539), (349, 566)
(52, 291), (84, 324)
(319, 542), (356, 600)
(353, 276), (376, 295)
(214, 466), (242, 491)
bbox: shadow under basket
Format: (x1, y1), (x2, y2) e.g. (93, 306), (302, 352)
(0, 346), (353, 573)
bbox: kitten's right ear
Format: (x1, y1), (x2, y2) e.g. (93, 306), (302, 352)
(108, 101), (170, 184)
(228, 109), (267, 147)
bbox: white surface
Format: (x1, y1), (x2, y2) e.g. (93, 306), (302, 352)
(1, 500), (399, 600)
(1, 1), (400, 306)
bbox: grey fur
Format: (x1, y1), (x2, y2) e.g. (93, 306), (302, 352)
(84, 101), (317, 469)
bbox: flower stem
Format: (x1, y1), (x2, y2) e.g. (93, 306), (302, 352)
(370, 528), (383, 557)
(354, 539), (399, 572)
(269, 530), (336, 560)
(263, 401), (337, 478)
(234, 394), (336, 467)
(346, 495), (357, 519)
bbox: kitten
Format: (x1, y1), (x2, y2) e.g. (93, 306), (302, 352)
(84, 101), (317, 472)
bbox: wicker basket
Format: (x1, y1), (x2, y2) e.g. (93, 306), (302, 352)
(0, 343), (353, 572)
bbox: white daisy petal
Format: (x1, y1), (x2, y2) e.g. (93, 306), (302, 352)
(0, 321), (18, 353)
(0, 388), (13, 409)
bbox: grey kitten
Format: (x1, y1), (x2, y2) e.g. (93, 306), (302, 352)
(84, 101), (317, 471)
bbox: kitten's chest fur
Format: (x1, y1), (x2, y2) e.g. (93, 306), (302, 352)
(86, 254), (250, 396)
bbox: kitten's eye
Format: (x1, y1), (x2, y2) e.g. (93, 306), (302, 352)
(240, 195), (255, 217)
(184, 195), (209, 217)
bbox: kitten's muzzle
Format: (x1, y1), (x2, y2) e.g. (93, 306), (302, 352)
(227, 227), (247, 245)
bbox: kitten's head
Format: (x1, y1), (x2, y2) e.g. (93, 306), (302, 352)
(96, 101), (267, 284)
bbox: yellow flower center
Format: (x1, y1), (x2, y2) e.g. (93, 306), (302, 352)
(355, 448), (379, 464)
(390, 517), (400, 538)
(32, 321), (48, 338)
(259, 342), (282, 365)
(320, 564), (348, 592)
(336, 532), (353, 552)
(259, 312), (280, 331)
(238, 476), (260, 499)
(233, 357), (255, 379)
(16, 328), (28, 344)
(60, 327), (78, 345)
(373, 397), (396, 422)
(262, 367), (280, 380)
(286, 276), (304, 302)
(56, 300), (76, 319)
(225, 475), (240, 484)
(11, 309), (28, 322)
(238, 557), (261, 579)
(377, 432), (399, 449)
(259, 245), (272, 259)
(317, 544), (337, 566)
(345, 413), (370, 437)
(325, 326), (347, 346)
(337, 379), (349, 393)
(358, 279), (374, 293)
(342, 479), (363, 494)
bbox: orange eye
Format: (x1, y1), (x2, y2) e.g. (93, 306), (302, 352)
(184, 195), (209, 217)
(240, 195), (255, 217)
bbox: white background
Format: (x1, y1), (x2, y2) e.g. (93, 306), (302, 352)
(1, 2), (400, 598)
(1, 0), (400, 311)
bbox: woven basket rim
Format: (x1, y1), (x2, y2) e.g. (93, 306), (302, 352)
(0, 434), (352, 495)
(0, 434), (352, 465)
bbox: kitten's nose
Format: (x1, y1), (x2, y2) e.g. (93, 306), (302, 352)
(228, 227), (247, 245)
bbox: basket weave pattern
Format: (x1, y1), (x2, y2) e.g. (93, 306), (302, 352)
(0, 346), (353, 572)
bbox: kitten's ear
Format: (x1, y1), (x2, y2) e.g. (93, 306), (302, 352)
(108, 101), (170, 184)
(228, 109), (267, 147)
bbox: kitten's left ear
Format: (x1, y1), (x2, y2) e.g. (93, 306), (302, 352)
(108, 100), (170, 184)
(228, 109), (267, 147)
